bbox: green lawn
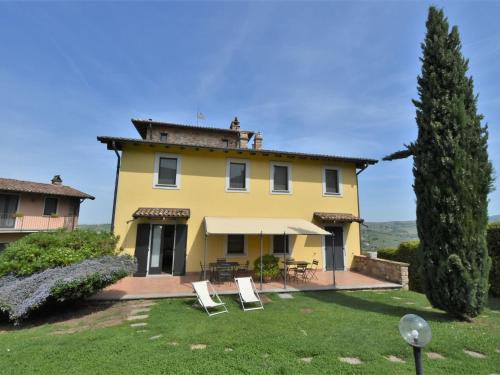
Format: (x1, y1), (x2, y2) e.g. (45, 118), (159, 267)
(0, 290), (499, 374)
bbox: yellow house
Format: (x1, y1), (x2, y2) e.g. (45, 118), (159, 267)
(98, 117), (376, 277)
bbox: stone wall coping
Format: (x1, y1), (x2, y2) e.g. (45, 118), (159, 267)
(354, 255), (409, 267)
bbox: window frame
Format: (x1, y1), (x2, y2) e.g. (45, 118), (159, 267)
(225, 158), (250, 193)
(159, 132), (168, 142)
(224, 234), (247, 257)
(271, 234), (291, 255)
(270, 162), (293, 194)
(43, 197), (59, 216)
(153, 153), (182, 190)
(322, 166), (342, 196)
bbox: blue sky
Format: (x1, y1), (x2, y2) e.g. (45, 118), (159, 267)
(0, 1), (498, 224)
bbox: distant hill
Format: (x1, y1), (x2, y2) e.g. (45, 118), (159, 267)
(362, 215), (499, 251)
(78, 224), (111, 232)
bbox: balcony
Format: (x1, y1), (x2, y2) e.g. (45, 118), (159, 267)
(0, 212), (77, 232)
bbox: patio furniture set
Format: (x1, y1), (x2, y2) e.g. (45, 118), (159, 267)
(200, 258), (319, 284)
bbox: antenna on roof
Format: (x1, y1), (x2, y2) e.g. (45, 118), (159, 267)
(196, 105), (205, 126)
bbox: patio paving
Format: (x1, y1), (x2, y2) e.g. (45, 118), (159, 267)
(93, 270), (401, 300)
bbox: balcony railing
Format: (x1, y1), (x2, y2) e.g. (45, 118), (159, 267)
(0, 212), (78, 231)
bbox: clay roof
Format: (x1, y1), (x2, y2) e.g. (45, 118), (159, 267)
(97, 136), (377, 168)
(131, 118), (255, 140)
(313, 212), (364, 223)
(132, 207), (191, 219)
(0, 178), (94, 200)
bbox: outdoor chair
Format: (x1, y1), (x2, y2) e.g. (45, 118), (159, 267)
(191, 280), (228, 316)
(216, 258), (227, 263)
(306, 259), (319, 281)
(199, 262), (209, 281)
(238, 260), (249, 275)
(293, 264), (308, 282)
(234, 277), (264, 311)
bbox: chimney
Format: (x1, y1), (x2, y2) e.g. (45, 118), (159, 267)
(252, 132), (263, 150)
(230, 116), (240, 131)
(238, 132), (249, 148)
(51, 175), (63, 185)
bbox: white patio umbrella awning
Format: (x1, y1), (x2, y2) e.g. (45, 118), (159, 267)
(204, 216), (330, 236)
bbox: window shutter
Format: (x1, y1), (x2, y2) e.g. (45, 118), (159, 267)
(173, 224), (187, 276)
(134, 224), (150, 277)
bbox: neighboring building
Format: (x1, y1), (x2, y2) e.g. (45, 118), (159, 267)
(0, 176), (95, 250)
(98, 117), (377, 276)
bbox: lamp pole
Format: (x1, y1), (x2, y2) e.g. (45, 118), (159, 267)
(413, 346), (423, 375)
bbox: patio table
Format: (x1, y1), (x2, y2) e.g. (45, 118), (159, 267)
(280, 260), (309, 280)
(209, 262), (239, 282)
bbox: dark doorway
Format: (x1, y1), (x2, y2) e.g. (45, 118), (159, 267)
(325, 226), (345, 271)
(149, 224), (176, 275)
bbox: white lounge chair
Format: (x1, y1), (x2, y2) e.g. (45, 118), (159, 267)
(192, 280), (228, 316)
(235, 277), (264, 312)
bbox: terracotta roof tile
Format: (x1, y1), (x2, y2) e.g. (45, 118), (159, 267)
(0, 178), (94, 199)
(314, 212), (364, 223)
(132, 207), (190, 219)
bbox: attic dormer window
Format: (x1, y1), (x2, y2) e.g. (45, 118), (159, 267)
(160, 133), (168, 142)
(222, 139), (229, 148)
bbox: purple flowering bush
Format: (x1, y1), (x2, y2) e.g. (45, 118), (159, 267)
(0, 255), (136, 323)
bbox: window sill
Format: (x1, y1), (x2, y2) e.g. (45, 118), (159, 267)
(226, 188), (249, 193)
(153, 184), (180, 190)
(271, 190), (292, 195)
(323, 192), (342, 197)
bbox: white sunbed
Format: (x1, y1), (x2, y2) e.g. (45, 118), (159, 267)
(192, 280), (228, 316)
(235, 277), (264, 312)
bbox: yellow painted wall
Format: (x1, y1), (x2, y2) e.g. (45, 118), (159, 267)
(114, 144), (362, 272)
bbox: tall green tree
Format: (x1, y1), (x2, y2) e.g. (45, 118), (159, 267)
(385, 6), (493, 319)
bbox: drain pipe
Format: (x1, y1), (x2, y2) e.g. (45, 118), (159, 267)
(110, 141), (121, 234)
(355, 162), (370, 256)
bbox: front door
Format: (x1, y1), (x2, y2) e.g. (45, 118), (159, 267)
(148, 224), (176, 275)
(324, 226), (345, 271)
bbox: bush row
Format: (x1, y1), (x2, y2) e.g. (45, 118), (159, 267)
(0, 255), (136, 323)
(0, 230), (119, 277)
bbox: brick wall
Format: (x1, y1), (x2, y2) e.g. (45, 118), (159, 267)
(351, 255), (409, 289)
(150, 126), (240, 148)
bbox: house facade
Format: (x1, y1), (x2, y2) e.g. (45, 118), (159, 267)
(0, 176), (95, 251)
(98, 118), (376, 276)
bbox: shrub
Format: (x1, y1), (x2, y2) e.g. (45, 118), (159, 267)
(488, 222), (500, 297)
(254, 255), (280, 280)
(0, 229), (119, 277)
(378, 241), (423, 293)
(0, 255), (136, 323)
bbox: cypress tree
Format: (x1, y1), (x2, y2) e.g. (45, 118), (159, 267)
(385, 6), (493, 319)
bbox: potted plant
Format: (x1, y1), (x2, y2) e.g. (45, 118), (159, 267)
(254, 255), (279, 282)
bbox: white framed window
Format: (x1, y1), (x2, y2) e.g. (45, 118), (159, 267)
(226, 158), (250, 192)
(272, 235), (291, 255)
(322, 166), (342, 196)
(225, 234), (247, 256)
(270, 162), (292, 194)
(153, 153), (181, 189)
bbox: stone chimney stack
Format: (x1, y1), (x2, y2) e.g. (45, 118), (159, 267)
(51, 175), (63, 185)
(252, 132), (263, 150)
(230, 116), (240, 131)
(238, 132), (249, 148)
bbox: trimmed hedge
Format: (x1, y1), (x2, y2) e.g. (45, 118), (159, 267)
(488, 222), (500, 297)
(0, 255), (136, 323)
(0, 230), (119, 277)
(378, 241), (422, 292)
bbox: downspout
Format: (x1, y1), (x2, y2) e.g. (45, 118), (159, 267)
(355, 163), (370, 257)
(110, 141), (121, 234)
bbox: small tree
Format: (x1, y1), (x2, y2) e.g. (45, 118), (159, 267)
(385, 7), (493, 319)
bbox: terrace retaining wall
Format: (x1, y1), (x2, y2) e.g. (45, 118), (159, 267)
(351, 255), (409, 289)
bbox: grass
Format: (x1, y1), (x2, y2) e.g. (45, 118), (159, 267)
(0, 290), (499, 374)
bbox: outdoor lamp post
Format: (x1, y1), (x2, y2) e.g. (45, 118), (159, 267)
(399, 314), (432, 375)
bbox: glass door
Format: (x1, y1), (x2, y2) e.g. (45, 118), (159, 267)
(148, 225), (163, 275)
